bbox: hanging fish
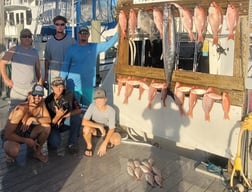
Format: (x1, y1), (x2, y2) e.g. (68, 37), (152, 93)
(147, 80), (158, 109)
(222, 92), (231, 120)
(117, 76), (127, 96)
(194, 6), (207, 43)
(174, 82), (186, 116)
(226, 3), (239, 40)
(162, 4), (176, 88)
(123, 77), (134, 104)
(138, 78), (149, 100)
(153, 8), (163, 38)
(187, 86), (198, 118)
(171, 3), (195, 41)
(129, 8), (137, 39)
(119, 10), (127, 39)
(208, 1), (223, 45)
(202, 87), (215, 121)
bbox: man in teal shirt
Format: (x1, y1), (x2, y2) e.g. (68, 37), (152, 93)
(61, 26), (118, 106)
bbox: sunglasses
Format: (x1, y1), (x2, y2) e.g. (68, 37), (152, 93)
(55, 23), (65, 26)
(32, 94), (43, 97)
(21, 35), (32, 38)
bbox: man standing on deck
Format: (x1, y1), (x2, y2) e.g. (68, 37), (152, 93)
(0, 28), (42, 112)
(60, 26), (118, 106)
(44, 15), (76, 90)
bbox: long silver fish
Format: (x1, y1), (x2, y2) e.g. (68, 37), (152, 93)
(162, 4), (176, 88)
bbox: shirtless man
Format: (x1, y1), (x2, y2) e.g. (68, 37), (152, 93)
(82, 87), (121, 157)
(2, 84), (51, 163)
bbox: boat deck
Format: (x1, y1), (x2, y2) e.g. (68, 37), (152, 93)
(0, 99), (230, 192)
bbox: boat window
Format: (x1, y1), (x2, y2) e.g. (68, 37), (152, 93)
(20, 13), (24, 24)
(9, 12), (14, 26)
(26, 10), (32, 25)
(16, 13), (19, 25)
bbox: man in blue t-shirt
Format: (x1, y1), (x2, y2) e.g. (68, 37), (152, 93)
(61, 26), (118, 106)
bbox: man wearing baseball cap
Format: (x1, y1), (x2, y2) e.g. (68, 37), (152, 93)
(45, 77), (81, 153)
(61, 25), (118, 107)
(82, 87), (121, 157)
(2, 84), (51, 163)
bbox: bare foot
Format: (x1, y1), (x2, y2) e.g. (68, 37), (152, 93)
(33, 151), (48, 163)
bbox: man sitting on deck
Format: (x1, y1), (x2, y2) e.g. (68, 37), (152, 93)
(45, 77), (81, 154)
(2, 84), (51, 163)
(82, 87), (121, 157)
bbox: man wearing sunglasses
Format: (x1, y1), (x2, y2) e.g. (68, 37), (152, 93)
(61, 26), (118, 107)
(44, 15), (76, 91)
(45, 77), (81, 154)
(2, 84), (51, 163)
(0, 28), (42, 113)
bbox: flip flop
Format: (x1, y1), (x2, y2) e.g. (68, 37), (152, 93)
(107, 143), (115, 149)
(33, 152), (48, 163)
(6, 155), (15, 164)
(84, 148), (93, 157)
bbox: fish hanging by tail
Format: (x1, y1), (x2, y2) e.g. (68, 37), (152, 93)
(162, 4), (177, 104)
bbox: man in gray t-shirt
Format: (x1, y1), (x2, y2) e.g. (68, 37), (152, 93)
(0, 28), (42, 112)
(82, 87), (121, 157)
(44, 15), (76, 89)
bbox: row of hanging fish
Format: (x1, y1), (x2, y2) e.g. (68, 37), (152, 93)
(118, 1), (239, 44)
(127, 158), (163, 187)
(117, 76), (231, 121)
(175, 82), (231, 121)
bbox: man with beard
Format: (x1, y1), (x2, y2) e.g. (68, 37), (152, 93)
(44, 15), (76, 90)
(2, 84), (51, 163)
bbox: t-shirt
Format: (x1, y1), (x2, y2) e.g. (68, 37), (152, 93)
(45, 89), (80, 119)
(2, 45), (39, 89)
(84, 103), (115, 129)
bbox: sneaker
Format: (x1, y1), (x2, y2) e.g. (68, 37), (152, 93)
(67, 144), (79, 154)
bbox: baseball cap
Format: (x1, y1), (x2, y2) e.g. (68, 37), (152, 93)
(20, 28), (32, 37)
(31, 84), (44, 96)
(78, 26), (89, 34)
(94, 87), (106, 99)
(51, 76), (65, 86)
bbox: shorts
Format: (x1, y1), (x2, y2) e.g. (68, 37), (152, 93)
(95, 126), (109, 137)
(12, 124), (37, 141)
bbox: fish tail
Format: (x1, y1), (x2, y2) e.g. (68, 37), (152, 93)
(187, 110), (193, 118)
(189, 32), (195, 41)
(197, 34), (204, 43)
(224, 113), (230, 120)
(205, 113), (210, 121)
(227, 33), (234, 40)
(212, 36), (218, 45)
(123, 97), (128, 104)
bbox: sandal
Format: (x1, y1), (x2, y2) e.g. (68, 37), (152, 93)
(6, 155), (15, 164)
(84, 148), (93, 157)
(107, 143), (115, 149)
(33, 151), (48, 163)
